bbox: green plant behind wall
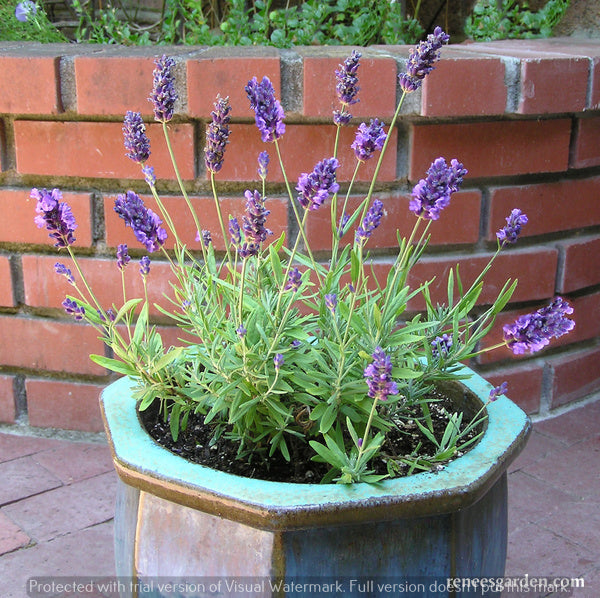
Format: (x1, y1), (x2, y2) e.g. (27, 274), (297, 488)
(70, 0), (425, 46)
(465, 0), (570, 41)
(0, 1), (67, 42)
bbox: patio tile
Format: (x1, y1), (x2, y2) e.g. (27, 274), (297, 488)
(32, 442), (114, 485)
(507, 471), (578, 531)
(0, 512), (30, 556)
(535, 400), (600, 446)
(2, 472), (117, 543)
(0, 456), (62, 506)
(508, 428), (565, 473)
(0, 521), (115, 598)
(0, 433), (64, 464)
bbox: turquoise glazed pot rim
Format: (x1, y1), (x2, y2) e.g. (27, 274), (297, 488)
(100, 364), (530, 530)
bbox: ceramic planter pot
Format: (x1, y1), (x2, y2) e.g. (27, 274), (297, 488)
(100, 364), (530, 598)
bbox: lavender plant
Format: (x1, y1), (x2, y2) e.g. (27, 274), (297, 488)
(33, 28), (574, 484)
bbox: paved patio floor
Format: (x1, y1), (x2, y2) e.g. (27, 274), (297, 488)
(1, 398), (599, 597)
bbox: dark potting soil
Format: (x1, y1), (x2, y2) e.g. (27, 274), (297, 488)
(140, 393), (483, 484)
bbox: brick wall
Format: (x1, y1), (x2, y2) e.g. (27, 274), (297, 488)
(1, 39), (600, 433)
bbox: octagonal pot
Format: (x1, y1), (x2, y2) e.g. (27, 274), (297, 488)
(100, 364), (530, 597)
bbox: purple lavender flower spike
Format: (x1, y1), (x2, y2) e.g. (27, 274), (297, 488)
(364, 347), (399, 402)
(32, 188), (77, 248)
(245, 77), (285, 143)
(15, 1), (36, 22)
(114, 190), (167, 253)
(431, 333), (452, 358)
(351, 119), (387, 162)
(355, 199), (384, 245)
(296, 158), (340, 211)
(54, 263), (75, 285)
(285, 267), (302, 292)
(123, 111), (151, 164)
(196, 230), (212, 247)
(409, 157), (467, 221)
(236, 325), (247, 338)
(139, 256), (151, 277)
(324, 293), (337, 313)
(62, 298), (85, 321)
(489, 381), (508, 402)
(204, 95), (232, 173)
(258, 151), (269, 179)
(503, 297), (575, 355)
(149, 55), (177, 123)
(116, 244), (130, 271)
(399, 26), (450, 93)
(242, 190), (272, 245)
(273, 353), (284, 370)
(338, 212), (350, 236)
(333, 50), (361, 126)
(497, 209), (528, 246)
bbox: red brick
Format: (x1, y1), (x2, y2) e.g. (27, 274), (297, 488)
(422, 51), (506, 117)
(14, 121), (194, 180)
(518, 57), (588, 114)
(219, 123), (396, 183)
(0, 55), (61, 114)
(104, 193), (288, 251)
(0, 316), (104, 376)
(404, 247), (558, 311)
(410, 119), (571, 180)
(557, 236), (600, 293)
(592, 57), (600, 110)
(0, 376), (16, 424)
(305, 190), (481, 252)
(301, 51), (397, 119)
(22, 254), (176, 317)
(548, 346), (600, 409)
(481, 362), (544, 415)
(74, 55), (157, 116)
(26, 379), (105, 432)
(0, 189), (93, 247)
(572, 117), (600, 169)
(187, 50), (281, 119)
(0, 257), (13, 307)
(488, 177), (600, 239)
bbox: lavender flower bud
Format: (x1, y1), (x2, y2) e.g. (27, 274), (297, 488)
(409, 158), (467, 221)
(245, 76), (285, 143)
(497, 209), (528, 246)
(236, 326), (247, 338)
(195, 230), (212, 247)
(285, 267), (302, 292)
(503, 297), (575, 355)
(324, 293), (337, 313)
(54, 263), (75, 285)
(139, 256), (151, 277)
(258, 151), (269, 179)
(364, 347), (399, 402)
(489, 382), (508, 402)
(114, 191), (167, 253)
(273, 353), (284, 370)
(62, 298), (85, 321)
(333, 50), (361, 125)
(32, 187), (77, 248)
(355, 199), (384, 245)
(229, 217), (242, 247)
(116, 244), (130, 271)
(399, 26), (450, 93)
(142, 165), (156, 188)
(431, 333), (452, 358)
(204, 95), (231, 173)
(123, 111), (151, 164)
(149, 55), (177, 123)
(296, 158), (340, 211)
(351, 119), (387, 162)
